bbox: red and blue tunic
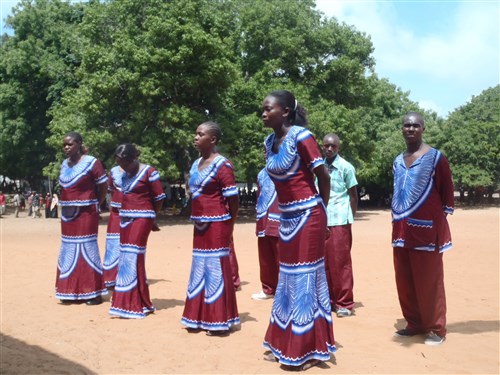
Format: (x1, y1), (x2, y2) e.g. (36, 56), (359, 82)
(109, 165), (166, 319)
(181, 155), (240, 331)
(263, 126), (336, 366)
(56, 155), (108, 301)
(103, 166), (124, 287)
(391, 148), (454, 252)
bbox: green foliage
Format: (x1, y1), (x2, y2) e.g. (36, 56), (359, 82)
(439, 85), (500, 189)
(1, 0), (497, 201)
(0, 0), (84, 185)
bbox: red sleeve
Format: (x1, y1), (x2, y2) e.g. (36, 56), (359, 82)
(435, 153), (455, 214)
(297, 132), (324, 171)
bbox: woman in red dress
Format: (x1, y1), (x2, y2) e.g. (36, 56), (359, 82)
(181, 121), (240, 335)
(56, 131), (108, 305)
(103, 165), (124, 288)
(109, 144), (166, 319)
(261, 90), (335, 370)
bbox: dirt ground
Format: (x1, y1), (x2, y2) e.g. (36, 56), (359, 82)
(0, 206), (498, 374)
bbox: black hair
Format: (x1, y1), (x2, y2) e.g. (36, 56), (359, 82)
(115, 143), (140, 161)
(201, 121), (222, 144)
(64, 131), (88, 154)
(65, 131), (83, 144)
(268, 90), (308, 126)
(403, 112), (425, 127)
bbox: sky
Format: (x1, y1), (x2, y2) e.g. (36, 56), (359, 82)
(315, 0), (499, 117)
(1, 0), (499, 117)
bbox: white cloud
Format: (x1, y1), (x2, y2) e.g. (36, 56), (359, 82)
(315, 0), (500, 116)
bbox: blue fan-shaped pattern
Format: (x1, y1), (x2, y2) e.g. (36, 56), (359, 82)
(392, 149), (439, 220)
(265, 127), (306, 181)
(59, 156), (95, 188)
(189, 156), (226, 200)
(103, 235), (120, 270)
(292, 273), (317, 326)
(58, 243), (79, 279)
(61, 206), (80, 222)
(204, 257), (224, 303)
(187, 255), (224, 303)
(256, 170), (277, 219)
(273, 273), (291, 325)
(316, 267), (331, 314)
(115, 252), (138, 292)
(272, 261), (331, 334)
(279, 209), (311, 242)
(110, 166), (124, 190)
(81, 240), (103, 274)
(121, 166), (149, 194)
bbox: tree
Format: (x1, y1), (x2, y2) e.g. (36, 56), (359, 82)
(0, 0), (84, 187)
(439, 85), (500, 192)
(47, 0), (239, 181)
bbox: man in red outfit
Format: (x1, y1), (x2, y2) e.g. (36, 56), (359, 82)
(391, 112), (454, 346)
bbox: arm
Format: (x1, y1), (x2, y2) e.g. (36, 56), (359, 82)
(97, 182), (108, 206)
(227, 195), (239, 225)
(314, 164), (330, 207)
(348, 186), (358, 216)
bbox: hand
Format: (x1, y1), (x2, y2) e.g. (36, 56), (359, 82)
(152, 221), (160, 232)
(325, 227), (331, 240)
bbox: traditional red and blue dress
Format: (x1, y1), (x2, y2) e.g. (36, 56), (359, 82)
(255, 168), (280, 295)
(56, 155), (108, 301)
(263, 126), (336, 366)
(103, 166), (124, 287)
(391, 147), (454, 336)
(181, 155), (240, 332)
(109, 165), (165, 319)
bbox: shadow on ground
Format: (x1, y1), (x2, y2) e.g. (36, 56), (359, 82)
(0, 333), (95, 374)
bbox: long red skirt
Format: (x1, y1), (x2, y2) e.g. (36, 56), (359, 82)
(109, 217), (154, 319)
(181, 220), (240, 331)
(263, 205), (336, 366)
(103, 207), (121, 287)
(55, 205), (107, 301)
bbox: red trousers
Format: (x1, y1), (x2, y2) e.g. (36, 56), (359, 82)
(393, 247), (447, 336)
(324, 224), (354, 310)
(257, 236), (279, 295)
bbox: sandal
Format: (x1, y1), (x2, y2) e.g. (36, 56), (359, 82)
(263, 353), (278, 362)
(281, 360), (320, 372)
(205, 330), (229, 337)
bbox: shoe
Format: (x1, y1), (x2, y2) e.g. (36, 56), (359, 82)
(85, 296), (102, 305)
(251, 291), (273, 300)
(394, 328), (417, 337)
(424, 332), (446, 346)
(336, 307), (352, 317)
(206, 330), (229, 337)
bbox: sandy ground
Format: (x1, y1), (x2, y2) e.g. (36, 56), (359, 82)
(0, 206), (499, 374)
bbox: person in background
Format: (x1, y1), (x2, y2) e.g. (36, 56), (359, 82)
(27, 192), (34, 217)
(109, 144), (165, 319)
(102, 165), (124, 289)
(13, 192), (21, 218)
(0, 191), (5, 218)
(55, 131), (108, 305)
(251, 167), (280, 301)
(391, 112), (454, 346)
(32, 191), (40, 218)
(50, 193), (59, 218)
(261, 90), (335, 370)
(322, 133), (358, 318)
(45, 193), (52, 218)
(181, 121), (240, 336)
